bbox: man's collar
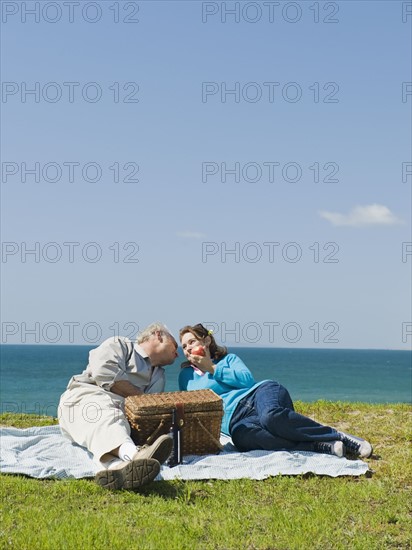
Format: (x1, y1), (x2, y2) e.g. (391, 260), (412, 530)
(134, 342), (149, 360)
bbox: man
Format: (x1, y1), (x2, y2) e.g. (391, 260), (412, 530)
(59, 322), (179, 491)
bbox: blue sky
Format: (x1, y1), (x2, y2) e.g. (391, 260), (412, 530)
(1, 0), (411, 348)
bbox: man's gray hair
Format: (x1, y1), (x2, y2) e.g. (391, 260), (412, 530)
(136, 322), (174, 344)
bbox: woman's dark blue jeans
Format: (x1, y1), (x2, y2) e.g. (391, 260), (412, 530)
(229, 381), (339, 452)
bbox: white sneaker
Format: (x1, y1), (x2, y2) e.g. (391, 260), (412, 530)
(339, 432), (373, 458)
(314, 441), (345, 457)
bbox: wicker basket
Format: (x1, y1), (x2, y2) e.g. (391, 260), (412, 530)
(125, 389), (223, 456)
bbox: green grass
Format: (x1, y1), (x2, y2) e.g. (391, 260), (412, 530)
(0, 402), (411, 549)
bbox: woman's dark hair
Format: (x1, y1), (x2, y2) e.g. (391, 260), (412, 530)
(179, 323), (228, 364)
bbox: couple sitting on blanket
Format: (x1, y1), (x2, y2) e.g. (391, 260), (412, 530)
(58, 322), (373, 491)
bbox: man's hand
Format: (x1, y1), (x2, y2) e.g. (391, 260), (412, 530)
(111, 380), (143, 397)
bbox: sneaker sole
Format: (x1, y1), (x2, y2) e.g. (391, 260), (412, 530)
(345, 446), (373, 459)
(95, 458), (160, 491)
(135, 437), (174, 465)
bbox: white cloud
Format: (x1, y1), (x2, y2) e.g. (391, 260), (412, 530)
(319, 204), (404, 227)
(176, 231), (206, 239)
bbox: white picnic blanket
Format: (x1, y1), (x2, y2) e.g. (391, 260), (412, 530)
(0, 426), (369, 480)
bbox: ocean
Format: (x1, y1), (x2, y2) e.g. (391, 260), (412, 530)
(0, 345), (411, 417)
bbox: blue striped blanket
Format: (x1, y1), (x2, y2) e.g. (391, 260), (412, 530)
(0, 425), (369, 480)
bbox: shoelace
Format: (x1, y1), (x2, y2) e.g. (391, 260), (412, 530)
(316, 442), (332, 454)
(341, 436), (360, 453)
(124, 445), (147, 462)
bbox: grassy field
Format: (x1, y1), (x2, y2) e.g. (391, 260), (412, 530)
(0, 402), (411, 550)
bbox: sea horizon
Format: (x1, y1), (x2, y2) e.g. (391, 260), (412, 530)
(1, 346), (411, 417)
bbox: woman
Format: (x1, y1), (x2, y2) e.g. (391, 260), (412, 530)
(179, 324), (373, 458)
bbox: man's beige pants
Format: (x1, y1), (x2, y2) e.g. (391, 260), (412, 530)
(58, 383), (131, 462)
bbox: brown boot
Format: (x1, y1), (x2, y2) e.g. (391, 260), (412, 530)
(132, 434), (173, 465)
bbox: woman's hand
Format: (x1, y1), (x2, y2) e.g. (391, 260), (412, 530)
(188, 349), (215, 374)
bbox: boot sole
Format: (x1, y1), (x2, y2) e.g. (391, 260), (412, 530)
(95, 458), (160, 491)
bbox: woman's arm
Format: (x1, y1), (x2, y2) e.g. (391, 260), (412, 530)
(185, 353), (256, 390)
(213, 354), (256, 389)
(179, 367), (193, 390)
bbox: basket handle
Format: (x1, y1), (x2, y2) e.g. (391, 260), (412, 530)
(195, 418), (224, 450)
(146, 418), (167, 445)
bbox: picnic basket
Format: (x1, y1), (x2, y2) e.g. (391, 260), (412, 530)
(125, 389), (223, 456)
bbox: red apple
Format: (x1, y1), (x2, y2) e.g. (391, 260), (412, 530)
(191, 346), (205, 356)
